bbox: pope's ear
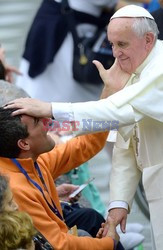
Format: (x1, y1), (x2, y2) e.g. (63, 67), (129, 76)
(17, 139), (30, 151)
(145, 32), (155, 47)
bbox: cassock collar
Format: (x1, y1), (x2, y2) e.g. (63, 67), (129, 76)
(135, 40), (159, 75)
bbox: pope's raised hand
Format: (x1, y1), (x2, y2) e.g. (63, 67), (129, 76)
(93, 59), (131, 98)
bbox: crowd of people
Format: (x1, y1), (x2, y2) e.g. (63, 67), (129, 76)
(0, 1), (163, 250)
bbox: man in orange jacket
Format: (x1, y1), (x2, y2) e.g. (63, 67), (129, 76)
(0, 107), (120, 250)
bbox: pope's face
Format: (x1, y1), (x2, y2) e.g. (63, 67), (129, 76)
(108, 18), (151, 74)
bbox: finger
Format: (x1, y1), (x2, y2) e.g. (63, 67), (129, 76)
(120, 218), (126, 233)
(4, 108), (25, 116)
(5, 73), (13, 84)
(6, 66), (22, 75)
(71, 185), (80, 190)
(96, 228), (104, 238)
(11, 69), (22, 75)
(107, 218), (116, 233)
(12, 110), (26, 116)
(3, 102), (21, 109)
(3, 98), (27, 109)
(101, 222), (106, 228)
(3, 102), (14, 107)
(102, 223), (109, 237)
(92, 60), (105, 73)
(96, 232), (101, 238)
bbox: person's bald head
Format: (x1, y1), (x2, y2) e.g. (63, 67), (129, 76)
(0, 80), (29, 106)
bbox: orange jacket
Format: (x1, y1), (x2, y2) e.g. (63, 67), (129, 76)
(0, 132), (114, 250)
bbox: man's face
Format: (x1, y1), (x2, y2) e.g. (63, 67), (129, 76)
(21, 115), (55, 157)
(108, 18), (151, 74)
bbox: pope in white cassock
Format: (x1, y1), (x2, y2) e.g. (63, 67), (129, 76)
(6, 5), (163, 250)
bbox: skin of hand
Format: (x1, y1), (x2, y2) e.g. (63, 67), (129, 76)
(102, 208), (128, 237)
(96, 219), (119, 242)
(56, 183), (80, 202)
(106, 218), (120, 242)
(4, 97), (52, 117)
(5, 64), (22, 83)
(96, 223), (105, 238)
(93, 59), (131, 99)
(0, 47), (22, 83)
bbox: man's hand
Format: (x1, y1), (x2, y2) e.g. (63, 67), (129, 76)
(106, 217), (120, 242)
(102, 208), (128, 236)
(5, 64), (22, 83)
(0, 47), (22, 83)
(4, 97), (52, 118)
(93, 59), (131, 98)
(56, 183), (80, 202)
(96, 218), (119, 242)
(96, 222), (105, 238)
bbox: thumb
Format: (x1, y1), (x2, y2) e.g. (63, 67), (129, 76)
(92, 60), (105, 74)
(102, 223), (109, 237)
(120, 218), (126, 233)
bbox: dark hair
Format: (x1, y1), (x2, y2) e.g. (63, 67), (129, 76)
(0, 174), (8, 212)
(0, 108), (29, 158)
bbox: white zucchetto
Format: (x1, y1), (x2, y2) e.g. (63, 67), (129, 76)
(111, 5), (154, 20)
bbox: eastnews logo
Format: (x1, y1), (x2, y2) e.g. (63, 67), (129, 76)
(43, 118), (119, 132)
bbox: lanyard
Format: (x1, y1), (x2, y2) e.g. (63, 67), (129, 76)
(11, 158), (63, 221)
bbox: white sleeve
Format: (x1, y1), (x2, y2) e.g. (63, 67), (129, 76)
(108, 201), (129, 211)
(51, 102), (74, 122)
(52, 98), (143, 135)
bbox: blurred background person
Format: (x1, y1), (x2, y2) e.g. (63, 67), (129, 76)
(0, 173), (53, 250)
(0, 174), (18, 212)
(0, 46), (21, 83)
(16, 0), (117, 102)
(0, 211), (36, 250)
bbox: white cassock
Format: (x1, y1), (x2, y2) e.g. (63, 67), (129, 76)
(52, 40), (163, 249)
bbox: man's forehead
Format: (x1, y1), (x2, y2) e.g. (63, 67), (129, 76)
(20, 114), (35, 124)
(108, 18), (134, 33)
(109, 17), (133, 26)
